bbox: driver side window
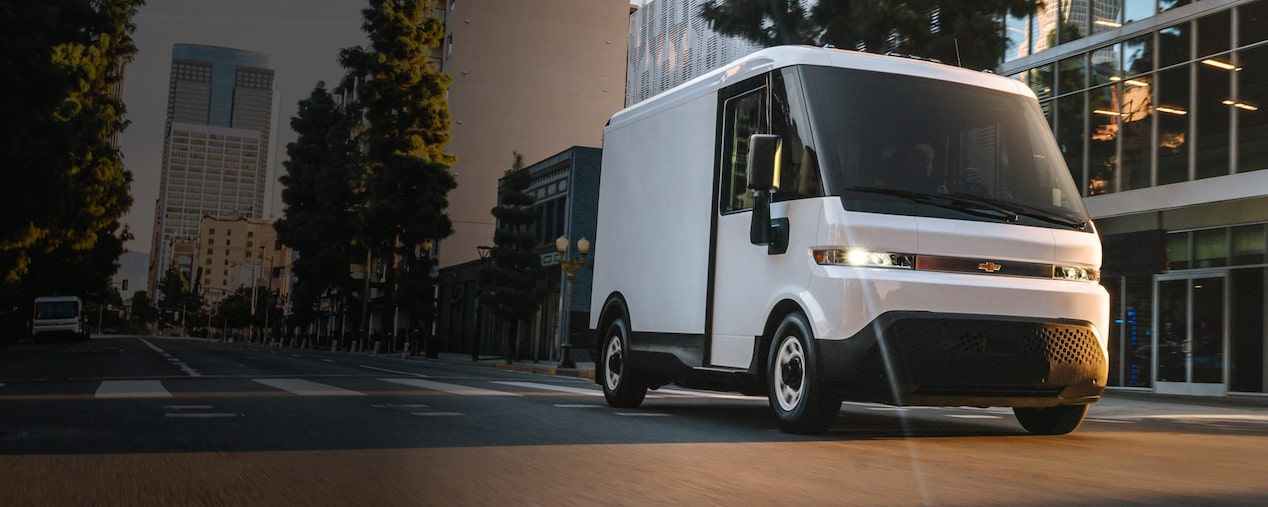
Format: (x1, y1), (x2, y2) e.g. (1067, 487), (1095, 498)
(719, 85), (768, 214)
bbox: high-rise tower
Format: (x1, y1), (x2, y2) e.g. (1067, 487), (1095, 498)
(147, 44), (277, 297)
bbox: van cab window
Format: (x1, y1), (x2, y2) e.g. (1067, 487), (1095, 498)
(719, 86), (767, 214)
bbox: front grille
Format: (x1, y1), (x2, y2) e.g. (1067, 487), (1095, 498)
(887, 317), (1105, 388)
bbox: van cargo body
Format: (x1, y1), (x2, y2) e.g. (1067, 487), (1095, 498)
(589, 46), (1108, 435)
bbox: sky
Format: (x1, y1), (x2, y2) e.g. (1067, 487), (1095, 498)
(119, 0), (370, 254)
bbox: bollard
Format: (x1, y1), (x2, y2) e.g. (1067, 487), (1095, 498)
(331, 341), (337, 353)
(402, 341), (409, 359)
(373, 341), (381, 356)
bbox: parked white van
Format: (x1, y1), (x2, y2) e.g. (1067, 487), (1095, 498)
(32, 296), (89, 342)
(588, 46), (1108, 435)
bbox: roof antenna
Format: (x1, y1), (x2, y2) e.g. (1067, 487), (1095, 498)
(954, 38), (962, 67)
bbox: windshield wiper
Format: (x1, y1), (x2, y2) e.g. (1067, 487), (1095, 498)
(945, 192), (1088, 231)
(844, 186), (1019, 223)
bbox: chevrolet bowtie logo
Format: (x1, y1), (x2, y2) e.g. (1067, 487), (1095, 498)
(978, 262), (1003, 273)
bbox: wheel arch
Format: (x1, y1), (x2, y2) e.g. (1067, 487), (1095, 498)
(754, 299), (811, 381)
(593, 292), (631, 385)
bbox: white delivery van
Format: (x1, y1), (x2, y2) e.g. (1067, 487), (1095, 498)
(588, 46), (1108, 435)
(32, 296), (89, 342)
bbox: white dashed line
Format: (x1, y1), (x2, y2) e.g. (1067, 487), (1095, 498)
(655, 388), (761, 400)
(379, 377), (518, 396)
(491, 381), (601, 396)
(165, 413), (240, 418)
(321, 359), (336, 363)
(359, 365), (428, 377)
(95, 380), (172, 398)
(253, 378), (366, 396)
(411, 412), (463, 417)
(616, 412), (671, 417)
(555, 404), (603, 408)
(946, 414), (1002, 419)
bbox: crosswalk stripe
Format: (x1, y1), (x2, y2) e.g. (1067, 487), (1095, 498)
(378, 378), (518, 396)
(252, 378), (366, 396)
(490, 381), (600, 396)
(95, 380), (172, 399)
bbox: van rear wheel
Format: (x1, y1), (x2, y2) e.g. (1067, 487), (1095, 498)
(767, 313), (840, 434)
(601, 317), (646, 408)
(1013, 404), (1089, 435)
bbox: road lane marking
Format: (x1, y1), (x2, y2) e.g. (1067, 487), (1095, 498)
(321, 359), (336, 363)
(165, 413), (240, 418)
(654, 388), (762, 401)
(253, 378), (366, 396)
(137, 338), (165, 353)
(378, 378), (519, 396)
(359, 365), (428, 377)
(945, 415), (1002, 419)
(616, 412), (671, 417)
(555, 404), (602, 408)
(410, 412), (463, 417)
(138, 337), (202, 377)
(96, 380), (172, 398)
(491, 381), (600, 396)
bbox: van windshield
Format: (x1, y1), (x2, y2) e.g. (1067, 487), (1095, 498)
(799, 66), (1090, 230)
(36, 301), (79, 320)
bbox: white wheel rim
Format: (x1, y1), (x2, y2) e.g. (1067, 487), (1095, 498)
(774, 336), (805, 412)
(604, 334), (623, 390)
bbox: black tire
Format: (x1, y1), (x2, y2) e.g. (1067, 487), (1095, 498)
(1013, 404), (1089, 435)
(601, 317), (646, 408)
(767, 313), (840, 434)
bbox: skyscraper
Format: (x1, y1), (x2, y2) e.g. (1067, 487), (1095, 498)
(147, 44), (278, 297)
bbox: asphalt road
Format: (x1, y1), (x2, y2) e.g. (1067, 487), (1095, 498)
(3, 336), (1268, 506)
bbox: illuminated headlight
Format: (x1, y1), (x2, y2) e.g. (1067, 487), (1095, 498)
(813, 248), (914, 269)
(1054, 265), (1100, 282)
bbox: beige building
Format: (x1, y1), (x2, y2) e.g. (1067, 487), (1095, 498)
(435, 0), (630, 269)
(195, 215), (291, 307)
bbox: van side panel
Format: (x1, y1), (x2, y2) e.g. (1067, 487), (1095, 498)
(590, 92), (717, 336)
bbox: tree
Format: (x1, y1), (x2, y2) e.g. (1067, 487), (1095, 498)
(480, 153), (542, 364)
(698, 0), (1041, 70)
(339, 0), (456, 344)
(275, 83), (364, 332)
(0, 0), (141, 286)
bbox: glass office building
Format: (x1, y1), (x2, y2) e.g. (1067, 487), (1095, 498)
(148, 45), (277, 297)
(999, 0), (1268, 396)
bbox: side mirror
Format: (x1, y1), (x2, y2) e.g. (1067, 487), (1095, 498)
(746, 134), (781, 192)
(746, 134), (782, 248)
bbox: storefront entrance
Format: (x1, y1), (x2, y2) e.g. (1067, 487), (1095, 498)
(1154, 272), (1227, 396)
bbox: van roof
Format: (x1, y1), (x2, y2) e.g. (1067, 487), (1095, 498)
(609, 45), (1031, 129)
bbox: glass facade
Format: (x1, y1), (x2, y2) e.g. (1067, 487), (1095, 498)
(1004, 1), (1268, 396)
(1004, 0), (1268, 196)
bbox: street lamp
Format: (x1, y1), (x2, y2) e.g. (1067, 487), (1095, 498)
(555, 235), (590, 369)
(474, 245), (493, 362)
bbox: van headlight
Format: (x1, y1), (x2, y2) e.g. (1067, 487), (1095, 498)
(1054, 265), (1100, 282)
(813, 248), (914, 269)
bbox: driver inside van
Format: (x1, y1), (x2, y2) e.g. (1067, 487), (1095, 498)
(892, 143), (938, 194)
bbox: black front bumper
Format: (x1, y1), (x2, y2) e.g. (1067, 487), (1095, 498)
(819, 312), (1107, 407)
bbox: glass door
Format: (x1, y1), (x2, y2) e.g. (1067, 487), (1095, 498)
(1154, 273), (1227, 396)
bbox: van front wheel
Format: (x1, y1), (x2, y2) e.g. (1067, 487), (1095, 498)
(1014, 404), (1089, 435)
(767, 313), (840, 434)
(601, 317), (646, 408)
